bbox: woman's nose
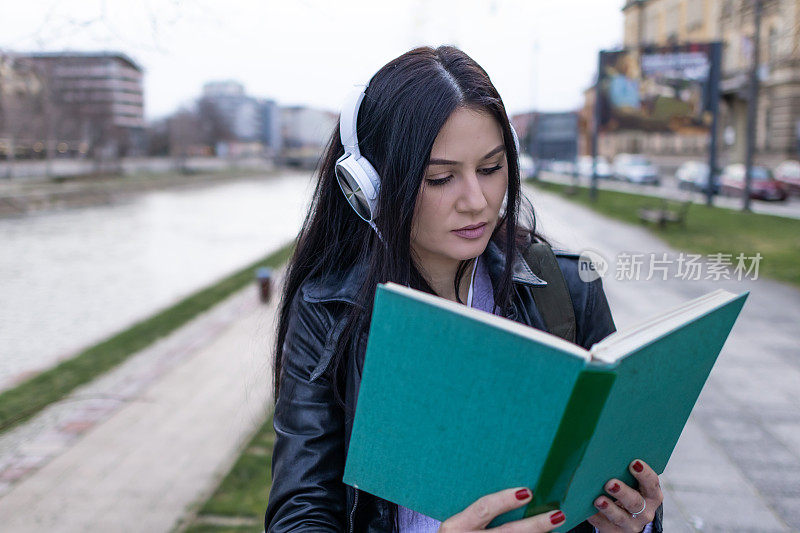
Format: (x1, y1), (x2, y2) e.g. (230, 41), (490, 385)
(455, 172), (489, 213)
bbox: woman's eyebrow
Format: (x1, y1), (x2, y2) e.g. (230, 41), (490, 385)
(427, 144), (505, 166)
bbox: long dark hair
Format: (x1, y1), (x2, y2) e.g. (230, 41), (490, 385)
(273, 44), (544, 407)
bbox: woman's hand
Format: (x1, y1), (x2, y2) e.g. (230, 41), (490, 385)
(438, 487), (565, 532)
(587, 459), (663, 533)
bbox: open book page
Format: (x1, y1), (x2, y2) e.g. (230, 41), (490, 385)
(559, 289), (748, 528)
(589, 289), (739, 364)
(383, 282), (591, 361)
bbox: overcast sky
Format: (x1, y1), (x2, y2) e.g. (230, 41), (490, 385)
(1, 0), (626, 120)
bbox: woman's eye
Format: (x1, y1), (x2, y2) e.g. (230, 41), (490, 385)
(425, 165), (503, 186)
(426, 176), (452, 186)
(479, 165), (503, 175)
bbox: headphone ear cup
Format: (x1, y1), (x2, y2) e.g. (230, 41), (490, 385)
(510, 124), (521, 165)
(357, 157), (381, 201)
(510, 124), (520, 154)
(335, 155), (380, 222)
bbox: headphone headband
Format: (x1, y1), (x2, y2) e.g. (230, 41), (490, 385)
(339, 85), (367, 157)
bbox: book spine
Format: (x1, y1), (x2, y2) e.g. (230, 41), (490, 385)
(524, 369), (616, 517)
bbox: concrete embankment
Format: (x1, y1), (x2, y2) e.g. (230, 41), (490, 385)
(0, 164), (291, 217)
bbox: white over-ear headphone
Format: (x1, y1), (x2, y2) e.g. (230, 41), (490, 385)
(334, 84), (521, 231)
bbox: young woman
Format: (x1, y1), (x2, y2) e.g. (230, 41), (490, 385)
(265, 45), (664, 532)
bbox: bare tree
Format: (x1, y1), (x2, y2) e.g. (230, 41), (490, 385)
(0, 52), (48, 178)
(146, 117), (170, 157)
(196, 98), (233, 151)
(168, 106), (203, 173)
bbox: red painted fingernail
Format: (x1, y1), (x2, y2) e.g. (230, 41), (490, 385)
(596, 499), (609, 509)
(550, 511), (565, 525)
(609, 482), (620, 493)
(515, 488), (531, 500)
(633, 461), (644, 473)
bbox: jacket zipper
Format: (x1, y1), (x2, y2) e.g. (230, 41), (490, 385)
(348, 488), (358, 533)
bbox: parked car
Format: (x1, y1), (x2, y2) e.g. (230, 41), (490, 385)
(676, 161), (718, 194)
(613, 154), (660, 185)
(719, 164), (787, 201)
(577, 156), (612, 179)
(775, 160), (800, 195)
(518, 153), (538, 179)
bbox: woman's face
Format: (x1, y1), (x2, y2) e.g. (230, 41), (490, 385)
(410, 106), (509, 274)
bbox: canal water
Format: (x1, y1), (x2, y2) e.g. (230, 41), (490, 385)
(0, 171), (315, 392)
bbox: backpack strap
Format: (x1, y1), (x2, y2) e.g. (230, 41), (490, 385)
(522, 242), (577, 344)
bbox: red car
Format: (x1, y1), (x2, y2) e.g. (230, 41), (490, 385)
(719, 164), (787, 201)
(775, 160), (800, 196)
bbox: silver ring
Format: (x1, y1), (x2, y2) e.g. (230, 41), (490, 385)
(630, 499), (646, 518)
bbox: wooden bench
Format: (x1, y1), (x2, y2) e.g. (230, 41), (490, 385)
(638, 199), (691, 229)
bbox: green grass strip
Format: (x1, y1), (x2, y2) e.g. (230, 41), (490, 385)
(181, 412), (276, 533)
(0, 242), (295, 434)
(528, 180), (800, 288)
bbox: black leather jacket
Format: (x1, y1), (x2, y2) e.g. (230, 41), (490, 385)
(266, 240), (663, 532)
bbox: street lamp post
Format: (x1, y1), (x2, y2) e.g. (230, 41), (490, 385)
(706, 42), (723, 208)
(590, 53), (602, 203)
(743, 0), (763, 212)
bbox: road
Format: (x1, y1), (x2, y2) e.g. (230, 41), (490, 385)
(538, 170), (800, 220)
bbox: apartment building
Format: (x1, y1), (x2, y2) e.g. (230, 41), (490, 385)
(23, 51), (146, 157)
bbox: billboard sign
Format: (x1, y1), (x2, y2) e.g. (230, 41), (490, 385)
(530, 112), (578, 161)
(598, 43), (722, 134)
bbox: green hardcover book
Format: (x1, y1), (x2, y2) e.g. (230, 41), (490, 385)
(343, 283), (749, 530)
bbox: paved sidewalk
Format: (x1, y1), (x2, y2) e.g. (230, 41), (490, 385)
(0, 279), (279, 531)
(528, 184), (800, 532)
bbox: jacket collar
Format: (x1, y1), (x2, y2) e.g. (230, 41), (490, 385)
(301, 239), (547, 307)
(485, 239), (548, 289)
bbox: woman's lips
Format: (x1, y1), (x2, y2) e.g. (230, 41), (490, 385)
(452, 222), (487, 239)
